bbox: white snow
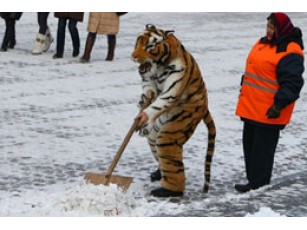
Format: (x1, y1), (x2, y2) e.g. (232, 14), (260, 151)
(245, 207), (286, 217)
(1, 12), (307, 222)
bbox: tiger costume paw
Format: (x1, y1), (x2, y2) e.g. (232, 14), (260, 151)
(137, 123), (151, 137)
(150, 187), (183, 198)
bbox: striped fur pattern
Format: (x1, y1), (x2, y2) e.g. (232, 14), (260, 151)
(131, 24), (216, 193)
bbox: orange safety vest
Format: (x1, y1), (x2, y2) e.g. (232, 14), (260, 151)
(236, 40), (304, 125)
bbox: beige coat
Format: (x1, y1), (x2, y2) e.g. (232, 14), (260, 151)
(87, 12), (119, 35)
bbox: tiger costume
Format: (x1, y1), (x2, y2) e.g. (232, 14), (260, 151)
(131, 24), (216, 197)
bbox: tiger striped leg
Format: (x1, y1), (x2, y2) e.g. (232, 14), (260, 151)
(156, 137), (185, 192)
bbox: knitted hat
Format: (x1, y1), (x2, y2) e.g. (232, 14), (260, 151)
(267, 12), (295, 39)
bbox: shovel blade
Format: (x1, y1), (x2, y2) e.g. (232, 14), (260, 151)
(84, 172), (133, 191)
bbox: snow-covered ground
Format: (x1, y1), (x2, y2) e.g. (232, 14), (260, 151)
(1, 12), (307, 219)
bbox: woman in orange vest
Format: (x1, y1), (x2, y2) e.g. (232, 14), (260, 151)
(235, 13), (304, 193)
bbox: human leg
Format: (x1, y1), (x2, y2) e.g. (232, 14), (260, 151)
(248, 126), (279, 189)
(242, 122), (255, 182)
(33, 13), (49, 54)
(1, 19), (11, 51)
(105, 34), (116, 61)
(80, 32), (96, 63)
(53, 18), (66, 58)
(7, 19), (16, 49)
(37, 12), (49, 35)
(68, 19), (80, 57)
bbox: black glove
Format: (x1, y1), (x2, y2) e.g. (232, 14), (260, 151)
(266, 104), (282, 119)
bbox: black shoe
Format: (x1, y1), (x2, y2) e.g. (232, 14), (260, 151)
(8, 39), (16, 49)
(150, 187), (183, 198)
(72, 49), (79, 57)
(0, 46), (7, 52)
(234, 183), (251, 193)
(150, 169), (162, 182)
(53, 53), (63, 59)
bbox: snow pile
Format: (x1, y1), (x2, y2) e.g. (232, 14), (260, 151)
(0, 180), (141, 216)
(54, 181), (139, 216)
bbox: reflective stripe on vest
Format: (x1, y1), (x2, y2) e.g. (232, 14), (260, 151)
(242, 71), (278, 94)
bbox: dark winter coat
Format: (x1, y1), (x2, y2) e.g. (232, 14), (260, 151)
(0, 12), (22, 20)
(54, 13), (84, 22)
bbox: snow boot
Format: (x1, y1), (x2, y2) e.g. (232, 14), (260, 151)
(150, 169), (162, 182)
(32, 33), (46, 55)
(43, 27), (53, 52)
(150, 187), (183, 198)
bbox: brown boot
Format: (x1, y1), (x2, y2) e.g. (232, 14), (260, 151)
(80, 33), (96, 63)
(105, 35), (116, 61)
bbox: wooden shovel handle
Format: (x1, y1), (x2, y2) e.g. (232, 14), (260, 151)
(103, 99), (152, 185)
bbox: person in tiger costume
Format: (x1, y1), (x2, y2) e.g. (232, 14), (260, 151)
(131, 24), (216, 197)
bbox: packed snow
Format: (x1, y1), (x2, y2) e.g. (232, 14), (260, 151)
(1, 12), (307, 219)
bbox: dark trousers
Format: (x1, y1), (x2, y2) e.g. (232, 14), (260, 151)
(56, 18), (79, 55)
(242, 122), (280, 189)
(1, 19), (16, 49)
(37, 12), (49, 34)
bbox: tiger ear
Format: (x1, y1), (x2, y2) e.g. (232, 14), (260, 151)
(146, 24), (157, 31)
(165, 30), (175, 37)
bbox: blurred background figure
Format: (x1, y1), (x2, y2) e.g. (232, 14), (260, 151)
(0, 12), (22, 52)
(80, 12), (121, 63)
(32, 12), (53, 55)
(53, 12), (84, 59)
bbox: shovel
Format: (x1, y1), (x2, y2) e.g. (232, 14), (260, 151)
(84, 98), (152, 191)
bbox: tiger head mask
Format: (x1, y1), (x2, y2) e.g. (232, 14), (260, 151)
(131, 24), (180, 76)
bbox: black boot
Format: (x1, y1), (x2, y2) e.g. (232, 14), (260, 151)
(72, 49), (79, 57)
(150, 169), (162, 182)
(105, 35), (116, 61)
(234, 183), (251, 193)
(80, 33), (96, 63)
(53, 53), (63, 59)
(150, 187), (183, 198)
